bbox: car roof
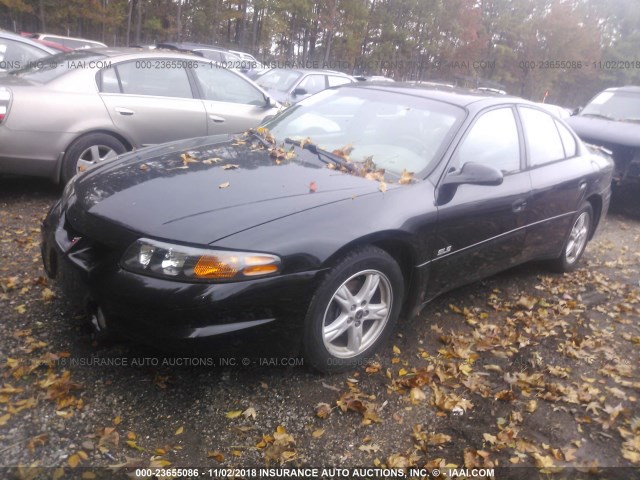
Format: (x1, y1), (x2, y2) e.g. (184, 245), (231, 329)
(266, 68), (352, 76)
(0, 30), (56, 54)
(604, 85), (640, 94)
(60, 47), (214, 59)
(341, 82), (531, 109)
(157, 42), (230, 52)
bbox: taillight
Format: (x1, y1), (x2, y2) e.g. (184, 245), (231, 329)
(0, 87), (10, 123)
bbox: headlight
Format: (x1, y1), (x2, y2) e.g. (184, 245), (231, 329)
(121, 238), (281, 282)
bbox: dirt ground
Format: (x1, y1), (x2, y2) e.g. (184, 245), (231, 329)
(0, 177), (639, 480)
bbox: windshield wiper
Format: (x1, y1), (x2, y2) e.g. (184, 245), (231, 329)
(246, 129), (274, 148)
(284, 138), (354, 172)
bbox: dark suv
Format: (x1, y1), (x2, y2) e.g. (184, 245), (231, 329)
(566, 86), (640, 185)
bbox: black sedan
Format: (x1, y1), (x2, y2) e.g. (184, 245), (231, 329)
(41, 84), (614, 372)
(566, 85), (640, 186)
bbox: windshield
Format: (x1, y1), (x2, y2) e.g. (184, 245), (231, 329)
(10, 50), (106, 83)
(581, 90), (640, 122)
(264, 87), (466, 176)
(256, 69), (302, 92)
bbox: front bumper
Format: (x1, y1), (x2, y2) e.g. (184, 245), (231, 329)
(41, 201), (324, 356)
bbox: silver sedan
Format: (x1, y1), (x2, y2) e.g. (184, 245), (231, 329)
(0, 48), (280, 183)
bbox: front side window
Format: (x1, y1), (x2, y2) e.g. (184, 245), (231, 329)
(520, 107), (565, 167)
(455, 107), (520, 173)
(193, 65), (265, 105)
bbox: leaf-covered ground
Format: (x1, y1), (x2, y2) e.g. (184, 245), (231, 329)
(0, 177), (639, 480)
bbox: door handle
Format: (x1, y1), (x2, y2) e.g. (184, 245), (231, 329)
(114, 107), (135, 116)
(512, 199), (527, 213)
(208, 115), (225, 123)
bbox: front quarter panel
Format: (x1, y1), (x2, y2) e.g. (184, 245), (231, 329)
(211, 182), (438, 273)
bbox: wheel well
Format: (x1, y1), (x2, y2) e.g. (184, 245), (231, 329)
(69, 130), (134, 152)
(58, 130), (134, 183)
(324, 237), (415, 302)
(586, 194), (602, 239)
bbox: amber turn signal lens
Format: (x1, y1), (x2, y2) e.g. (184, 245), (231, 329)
(243, 264), (279, 276)
(193, 255), (238, 279)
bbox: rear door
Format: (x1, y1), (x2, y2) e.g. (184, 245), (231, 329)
(97, 60), (208, 146)
(518, 106), (592, 258)
(428, 106), (531, 296)
(191, 63), (276, 134)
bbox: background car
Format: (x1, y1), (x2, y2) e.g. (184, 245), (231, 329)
(0, 48), (279, 183)
(0, 30), (56, 72)
(25, 33), (107, 49)
(41, 83), (613, 372)
(355, 75), (395, 82)
(255, 68), (356, 104)
(156, 42), (244, 64)
(566, 86), (640, 185)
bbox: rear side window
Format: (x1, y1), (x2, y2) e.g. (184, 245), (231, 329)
(100, 61), (193, 98)
(11, 51), (106, 83)
(520, 107), (565, 166)
(455, 107), (521, 173)
(555, 120), (577, 158)
(297, 74), (326, 95)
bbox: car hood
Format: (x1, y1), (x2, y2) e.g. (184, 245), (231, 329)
(67, 135), (389, 246)
(566, 115), (640, 148)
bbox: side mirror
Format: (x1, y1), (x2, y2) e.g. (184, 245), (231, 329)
(263, 95), (275, 108)
(571, 106), (582, 116)
(441, 162), (503, 187)
(292, 87), (307, 96)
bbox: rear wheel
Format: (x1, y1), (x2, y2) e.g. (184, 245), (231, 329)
(550, 202), (593, 272)
(62, 133), (126, 184)
(303, 246), (404, 372)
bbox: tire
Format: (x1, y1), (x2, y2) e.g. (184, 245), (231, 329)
(550, 202), (593, 272)
(303, 246), (404, 373)
(62, 133), (127, 184)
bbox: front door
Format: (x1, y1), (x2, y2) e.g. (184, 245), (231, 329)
(428, 106), (531, 297)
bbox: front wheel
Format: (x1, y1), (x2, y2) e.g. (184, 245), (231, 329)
(303, 246), (404, 373)
(550, 202), (593, 272)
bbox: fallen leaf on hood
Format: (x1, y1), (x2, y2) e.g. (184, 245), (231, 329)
(398, 170), (415, 185)
(218, 181), (230, 189)
(222, 164), (239, 170)
(202, 158), (222, 165)
(181, 153), (199, 166)
(378, 181), (387, 193)
(309, 181), (317, 193)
